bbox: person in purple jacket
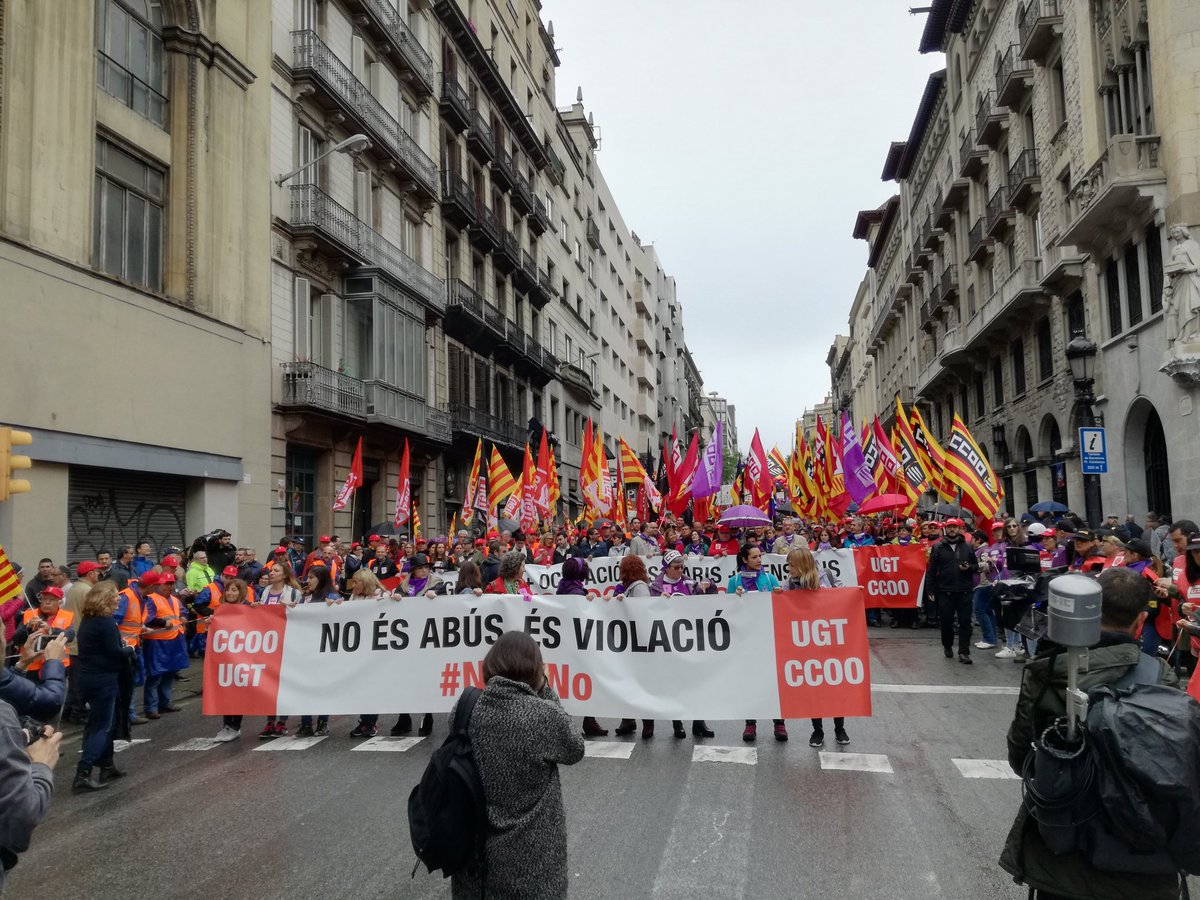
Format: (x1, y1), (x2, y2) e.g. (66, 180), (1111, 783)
(648, 551), (716, 739)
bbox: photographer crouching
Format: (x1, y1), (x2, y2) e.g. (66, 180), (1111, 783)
(0, 631), (67, 893)
(1000, 568), (1188, 899)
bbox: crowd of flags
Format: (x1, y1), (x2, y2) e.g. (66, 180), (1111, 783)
(329, 400), (1005, 535)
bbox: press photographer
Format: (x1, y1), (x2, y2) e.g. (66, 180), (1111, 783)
(999, 568), (1195, 899)
(0, 632), (67, 893)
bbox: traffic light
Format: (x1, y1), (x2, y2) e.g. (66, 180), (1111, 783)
(0, 427), (32, 502)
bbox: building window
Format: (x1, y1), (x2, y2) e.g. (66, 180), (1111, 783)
(974, 372), (986, 418)
(94, 137), (165, 290)
(1146, 225), (1164, 314)
(1036, 318), (1053, 382)
(1049, 58), (1067, 131)
(1105, 258), (1122, 338)
(1125, 243), (1142, 327)
(1011, 339), (1027, 396)
(97, 0), (168, 127)
(1066, 292), (1086, 337)
(991, 357), (1004, 407)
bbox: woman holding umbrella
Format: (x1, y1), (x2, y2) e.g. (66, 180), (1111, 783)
(725, 545), (786, 742)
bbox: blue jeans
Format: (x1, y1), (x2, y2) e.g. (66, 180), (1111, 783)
(143, 671), (175, 714)
(80, 676), (118, 768)
(973, 586), (997, 645)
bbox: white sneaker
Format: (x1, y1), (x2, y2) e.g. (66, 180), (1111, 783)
(212, 726), (241, 743)
(995, 647), (1017, 659)
(975, 641), (997, 650)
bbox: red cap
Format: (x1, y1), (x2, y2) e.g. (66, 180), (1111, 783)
(318, 535), (332, 544)
(944, 518), (965, 527)
(928, 521), (945, 529)
(37, 586), (64, 600)
(350, 542), (361, 550)
(368, 534), (381, 542)
(274, 546), (288, 555)
(139, 571), (160, 587)
(161, 555), (180, 567)
(77, 560), (103, 576)
(1044, 529), (1057, 537)
(222, 565), (239, 577)
(991, 521), (1006, 531)
(159, 571), (177, 583)
(474, 539), (485, 547)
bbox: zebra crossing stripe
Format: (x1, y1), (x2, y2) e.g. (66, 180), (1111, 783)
(951, 758), (1020, 779)
(168, 738), (221, 752)
(114, 739), (151, 753)
(818, 751), (893, 774)
(583, 742), (635, 760)
(692, 746), (757, 766)
(252, 736), (328, 752)
(351, 736), (425, 752)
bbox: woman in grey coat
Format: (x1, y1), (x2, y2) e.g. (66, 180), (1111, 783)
(451, 631), (585, 900)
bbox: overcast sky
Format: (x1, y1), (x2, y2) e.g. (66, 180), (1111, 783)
(541, 0), (944, 454)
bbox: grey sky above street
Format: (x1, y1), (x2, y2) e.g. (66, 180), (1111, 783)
(542, 0), (944, 454)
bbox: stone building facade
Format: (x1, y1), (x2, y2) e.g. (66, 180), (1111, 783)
(834, 0), (1199, 523)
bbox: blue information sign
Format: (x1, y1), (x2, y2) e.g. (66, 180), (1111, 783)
(1079, 427), (1108, 474)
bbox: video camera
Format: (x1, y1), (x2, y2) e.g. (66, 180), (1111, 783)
(992, 548), (1068, 639)
(19, 716), (49, 747)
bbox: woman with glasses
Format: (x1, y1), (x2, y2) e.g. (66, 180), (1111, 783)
(995, 519), (1030, 660)
(726, 545), (786, 742)
(649, 550), (716, 739)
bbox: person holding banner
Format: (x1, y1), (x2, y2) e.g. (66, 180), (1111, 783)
(293, 567), (340, 738)
(611, 556), (660, 739)
(727, 546), (787, 742)
(783, 547), (851, 748)
(453, 561), (485, 597)
(684, 529), (708, 556)
(649, 550), (717, 740)
(210, 578), (255, 743)
(555, 559), (608, 738)
(484, 553), (533, 600)
(400, 555), (448, 599)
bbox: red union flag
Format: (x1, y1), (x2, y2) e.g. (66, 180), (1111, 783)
(333, 437), (363, 512)
(393, 439), (411, 528)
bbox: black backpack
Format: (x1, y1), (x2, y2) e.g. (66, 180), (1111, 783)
(408, 686), (488, 882)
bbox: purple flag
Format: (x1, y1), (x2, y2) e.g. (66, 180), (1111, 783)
(840, 411), (876, 504)
(691, 420), (723, 499)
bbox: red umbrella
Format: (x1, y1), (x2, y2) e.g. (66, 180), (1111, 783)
(857, 493), (913, 514)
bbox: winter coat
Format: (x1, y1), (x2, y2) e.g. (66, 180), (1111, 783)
(726, 570), (781, 593)
(0, 661), (65, 720)
(629, 534), (659, 557)
(998, 632), (1180, 900)
(0, 698), (55, 894)
(618, 580), (651, 598)
(650, 573), (717, 596)
(1, 596), (26, 644)
(926, 535), (976, 593)
(450, 677), (584, 900)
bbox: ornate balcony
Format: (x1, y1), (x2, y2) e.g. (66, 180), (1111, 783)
(511, 170), (535, 216)
(531, 269), (553, 307)
(546, 145), (566, 186)
(530, 196), (551, 236)
(1060, 135), (1165, 255)
(441, 172), (476, 228)
(975, 91), (1007, 148)
(495, 227), (521, 273)
(467, 109), (494, 162)
(291, 31), (437, 201)
(444, 279), (504, 353)
(939, 262), (960, 305)
(492, 148), (517, 192)
(449, 403), (527, 449)
(514, 249), (538, 293)
(959, 129), (986, 178)
(280, 361), (365, 420)
(364, 382), (450, 444)
(962, 258), (1047, 353)
(996, 44), (1033, 107)
(1007, 149), (1041, 208)
(985, 184), (1014, 238)
(439, 73), (470, 133)
(921, 215), (940, 251)
(559, 359), (598, 403)
(1040, 242), (1087, 296)
(341, 0), (434, 96)
(967, 217), (992, 263)
(1019, 0), (1063, 64)
(586, 216), (601, 249)
(470, 200), (500, 251)
(495, 317), (527, 366)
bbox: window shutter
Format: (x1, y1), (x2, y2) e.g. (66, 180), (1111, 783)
(448, 344), (462, 406)
(351, 36), (365, 81)
(293, 277), (311, 361)
(317, 293), (342, 369)
(355, 170), (373, 225)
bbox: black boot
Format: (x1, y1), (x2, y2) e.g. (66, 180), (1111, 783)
(73, 765), (109, 793)
(418, 713), (434, 737)
(614, 718), (637, 736)
(98, 763), (125, 781)
(672, 720), (686, 739)
(391, 714), (413, 736)
(582, 717), (609, 737)
(692, 720), (715, 738)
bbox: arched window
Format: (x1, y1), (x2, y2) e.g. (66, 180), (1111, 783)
(97, 0), (168, 127)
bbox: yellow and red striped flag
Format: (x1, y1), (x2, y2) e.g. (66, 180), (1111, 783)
(944, 414), (1005, 522)
(0, 544), (21, 608)
(487, 445), (518, 515)
(893, 397), (932, 497)
(909, 404), (955, 502)
(618, 437), (645, 485)
(461, 438), (483, 525)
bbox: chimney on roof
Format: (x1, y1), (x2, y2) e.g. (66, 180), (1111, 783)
(576, 87), (583, 103)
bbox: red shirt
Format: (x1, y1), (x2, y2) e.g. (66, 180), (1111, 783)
(708, 538), (740, 557)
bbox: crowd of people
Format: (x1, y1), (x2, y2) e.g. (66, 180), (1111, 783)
(2, 508), (1197, 769)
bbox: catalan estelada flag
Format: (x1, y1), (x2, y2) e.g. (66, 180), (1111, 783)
(944, 414), (1005, 522)
(0, 544), (21, 608)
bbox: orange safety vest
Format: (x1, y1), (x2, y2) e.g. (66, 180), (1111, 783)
(195, 582), (223, 635)
(143, 593), (184, 641)
(21, 607), (75, 671)
(117, 587), (145, 648)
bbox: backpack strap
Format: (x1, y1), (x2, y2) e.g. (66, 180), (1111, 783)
(1111, 652), (1161, 691)
(453, 685), (482, 736)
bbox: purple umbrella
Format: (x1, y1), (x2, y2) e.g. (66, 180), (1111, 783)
(717, 505), (771, 528)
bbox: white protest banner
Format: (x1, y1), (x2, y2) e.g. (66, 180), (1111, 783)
(202, 589), (873, 721)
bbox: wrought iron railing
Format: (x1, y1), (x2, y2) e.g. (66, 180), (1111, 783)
(280, 361), (365, 418)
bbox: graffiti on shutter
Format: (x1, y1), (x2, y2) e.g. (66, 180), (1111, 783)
(67, 466), (187, 566)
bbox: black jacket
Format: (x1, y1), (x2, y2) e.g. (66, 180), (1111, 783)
(926, 534), (976, 593)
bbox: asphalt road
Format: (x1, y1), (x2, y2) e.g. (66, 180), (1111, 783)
(4, 630), (1166, 899)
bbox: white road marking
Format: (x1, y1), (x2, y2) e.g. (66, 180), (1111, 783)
(252, 736), (328, 751)
(819, 751), (894, 774)
(351, 736), (425, 752)
(951, 758), (1021, 780)
(873, 683), (1019, 695)
(583, 741), (635, 760)
(167, 738), (221, 751)
(113, 739), (150, 753)
(692, 746), (757, 766)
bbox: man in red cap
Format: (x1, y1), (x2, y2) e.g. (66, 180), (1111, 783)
(926, 518), (977, 664)
(60, 560), (103, 720)
(13, 587), (77, 689)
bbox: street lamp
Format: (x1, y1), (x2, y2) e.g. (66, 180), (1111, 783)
(275, 133), (371, 186)
(1065, 332), (1102, 526)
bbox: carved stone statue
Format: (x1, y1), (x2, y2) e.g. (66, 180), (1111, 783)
(1163, 223), (1200, 348)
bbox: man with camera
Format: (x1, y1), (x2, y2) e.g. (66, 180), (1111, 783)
(926, 518), (977, 665)
(0, 632), (67, 892)
(1000, 568), (1182, 899)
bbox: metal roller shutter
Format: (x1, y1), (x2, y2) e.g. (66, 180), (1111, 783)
(66, 466), (187, 567)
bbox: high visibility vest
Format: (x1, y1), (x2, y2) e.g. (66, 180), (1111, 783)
(117, 587), (145, 648)
(195, 582), (223, 635)
(21, 608), (75, 671)
(144, 593), (184, 640)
